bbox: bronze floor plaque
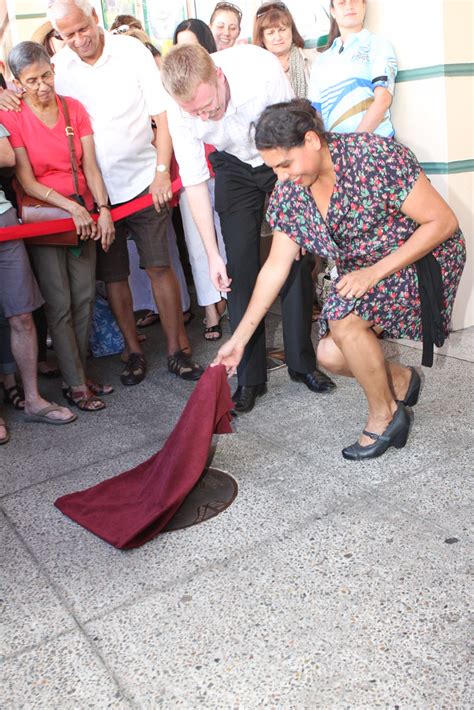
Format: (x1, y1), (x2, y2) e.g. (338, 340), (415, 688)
(164, 467), (238, 532)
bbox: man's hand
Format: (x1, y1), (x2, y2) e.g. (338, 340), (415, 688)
(0, 89), (22, 112)
(149, 171), (173, 212)
(336, 266), (379, 300)
(208, 253), (232, 293)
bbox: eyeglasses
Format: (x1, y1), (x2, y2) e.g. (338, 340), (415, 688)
(256, 2), (288, 19)
(213, 2), (243, 20)
(179, 82), (221, 119)
(22, 70), (55, 91)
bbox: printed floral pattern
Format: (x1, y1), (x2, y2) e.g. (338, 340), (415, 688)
(267, 133), (466, 340)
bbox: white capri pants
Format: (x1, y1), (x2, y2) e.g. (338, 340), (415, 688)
(179, 178), (227, 307)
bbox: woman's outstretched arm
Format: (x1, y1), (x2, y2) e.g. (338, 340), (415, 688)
(213, 230), (301, 375)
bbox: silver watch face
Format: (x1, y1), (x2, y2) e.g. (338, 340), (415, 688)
(156, 164), (168, 173)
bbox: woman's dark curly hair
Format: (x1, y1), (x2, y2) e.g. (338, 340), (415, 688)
(254, 98), (327, 151)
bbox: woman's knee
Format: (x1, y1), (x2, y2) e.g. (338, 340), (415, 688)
(317, 336), (343, 373)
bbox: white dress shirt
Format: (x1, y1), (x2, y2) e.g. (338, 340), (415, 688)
(52, 31), (167, 203)
(165, 44), (294, 187)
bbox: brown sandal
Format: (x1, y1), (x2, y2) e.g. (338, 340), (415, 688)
(63, 387), (106, 412)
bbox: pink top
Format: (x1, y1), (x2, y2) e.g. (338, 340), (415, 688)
(0, 95), (94, 210)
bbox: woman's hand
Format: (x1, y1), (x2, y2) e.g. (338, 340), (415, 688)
(209, 253), (232, 293)
(212, 338), (245, 378)
(96, 210), (115, 252)
(69, 202), (97, 240)
(336, 266), (379, 300)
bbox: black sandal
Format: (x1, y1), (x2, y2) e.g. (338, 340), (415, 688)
(167, 350), (204, 381)
(203, 323), (223, 341)
(183, 310), (195, 325)
(121, 352), (146, 386)
(63, 387), (106, 412)
(3, 384), (25, 410)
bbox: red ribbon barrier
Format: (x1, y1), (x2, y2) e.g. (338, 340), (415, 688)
(0, 177), (183, 243)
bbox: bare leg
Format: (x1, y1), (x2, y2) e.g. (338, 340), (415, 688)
(9, 313), (73, 421)
(105, 280), (143, 355)
(146, 266), (190, 356)
(325, 314), (409, 445)
(318, 331), (412, 401)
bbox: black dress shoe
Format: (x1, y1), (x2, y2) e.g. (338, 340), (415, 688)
(400, 367), (421, 407)
(288, 367), (336, 392)
(342, 402), (411, 461)
(232, 383), (267, 414)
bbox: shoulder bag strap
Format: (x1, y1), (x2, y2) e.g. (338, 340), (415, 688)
(59, 95), (81, 196)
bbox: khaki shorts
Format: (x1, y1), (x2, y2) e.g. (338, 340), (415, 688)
(96, 188), (171, 283)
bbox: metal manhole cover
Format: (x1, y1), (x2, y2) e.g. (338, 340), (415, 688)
(163, 467), (238, 532)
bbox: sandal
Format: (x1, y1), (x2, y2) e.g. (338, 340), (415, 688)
(3, 384), (25, 410)
(87, 381), (114, 396)
(136, 311), (160, 328)
(167, 350), (204, 381)
(203, 322), (223, 341)
(121, 352), (146, 386)
(63, 387), (106, 412)
(183, 310), (195, 326)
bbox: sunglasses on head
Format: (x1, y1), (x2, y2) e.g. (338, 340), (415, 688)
(256, 2), (288, 19)
(111, 23), (141, 34)
(213, 2), (243, 19)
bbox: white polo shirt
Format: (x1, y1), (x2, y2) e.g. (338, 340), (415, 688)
(165, 44), (294, 187)
(52, 31), (167, 203)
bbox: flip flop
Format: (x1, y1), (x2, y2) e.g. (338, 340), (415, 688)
(24, 403), (77, 425)
(136, 311), (160, 328)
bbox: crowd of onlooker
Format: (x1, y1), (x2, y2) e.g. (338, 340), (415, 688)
(0, 1), (465, 459)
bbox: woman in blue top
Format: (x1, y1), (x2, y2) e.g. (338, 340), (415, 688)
(308, 0), (397, 136)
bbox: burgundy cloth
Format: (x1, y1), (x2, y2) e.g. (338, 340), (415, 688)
(55, 366), (234, 549)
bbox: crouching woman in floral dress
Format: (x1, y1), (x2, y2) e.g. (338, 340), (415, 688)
(213, 99), (466, 460)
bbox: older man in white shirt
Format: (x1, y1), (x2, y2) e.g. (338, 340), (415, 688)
(45, 0), (202, 384)
(161, 43), (335, 413)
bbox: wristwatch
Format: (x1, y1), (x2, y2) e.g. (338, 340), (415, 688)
(156, 164), (169, 173)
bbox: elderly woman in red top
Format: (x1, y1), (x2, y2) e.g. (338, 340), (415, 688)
(1, 41), (115, 411)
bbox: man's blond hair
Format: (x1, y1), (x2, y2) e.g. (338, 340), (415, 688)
(160, 44), (216, 102)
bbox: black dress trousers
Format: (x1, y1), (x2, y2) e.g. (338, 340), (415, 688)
(210, 150), (316, 387)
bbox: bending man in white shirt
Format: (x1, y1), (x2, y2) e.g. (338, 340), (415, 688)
(161, 43), (335, 414)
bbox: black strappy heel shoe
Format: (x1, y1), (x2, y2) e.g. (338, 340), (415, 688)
(342, 402), (411, 461)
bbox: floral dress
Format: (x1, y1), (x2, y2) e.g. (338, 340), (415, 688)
(267, 133), (466, 340)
